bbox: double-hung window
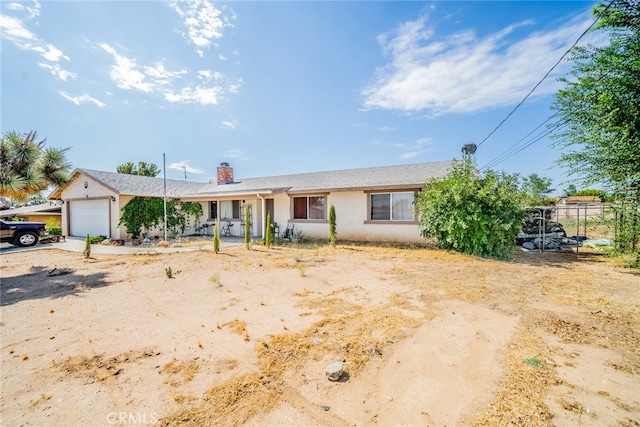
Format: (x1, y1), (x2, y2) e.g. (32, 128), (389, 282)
(370, 192), (415, 221)
(293, 196), (326, 220)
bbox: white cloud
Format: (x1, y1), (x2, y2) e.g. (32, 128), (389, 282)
(197, 69), (223, 81)
(169, 0), (233, 57)
(224, 149), (247, 160)
(100, 43), (238, 106)
(164, 86), (222, 105)
(220, 120), (236, 129)
(169, 161), (205, 175)
(398, 137), (435, 159)
(100, 43), (154, 92)
(362, 10), (600, 115)
(38, 63), (76, 81)
(5, 1), (40, 19)
(0, 14), (35, 41)
(1, 8), (74, 78)
(59, 91), (106, 108)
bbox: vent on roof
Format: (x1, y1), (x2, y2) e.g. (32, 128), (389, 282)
(217, 163), (234, 184)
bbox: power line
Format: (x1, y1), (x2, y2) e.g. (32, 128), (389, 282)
(475, 0), (613, 150)
(479, 112), (561, 170)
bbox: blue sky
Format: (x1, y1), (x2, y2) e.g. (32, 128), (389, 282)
(1, 1), (604, 193)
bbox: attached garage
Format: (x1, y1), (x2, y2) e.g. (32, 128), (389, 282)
(69, 199), (111, 237)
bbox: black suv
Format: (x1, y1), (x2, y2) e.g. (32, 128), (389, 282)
(0, 219), (47, 247)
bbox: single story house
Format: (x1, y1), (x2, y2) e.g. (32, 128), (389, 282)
(48, 160), (452, 244)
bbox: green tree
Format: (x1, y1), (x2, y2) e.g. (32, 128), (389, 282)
(520, 174), (555, 206)
(0, 130), (71, 202)
(563, 184), (578, 196)
(551, 0), (640, 190)
(116, 161), (161, 177)
(328, 204), (337, 247)
(415, 159), (524, 260)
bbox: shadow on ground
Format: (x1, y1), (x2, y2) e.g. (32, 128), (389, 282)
(1, 265), (110, 306)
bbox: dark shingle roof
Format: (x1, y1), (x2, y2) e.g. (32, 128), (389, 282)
(51, 161), (453, 198)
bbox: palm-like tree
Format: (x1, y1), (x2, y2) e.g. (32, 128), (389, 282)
(0, 131), (71, 203)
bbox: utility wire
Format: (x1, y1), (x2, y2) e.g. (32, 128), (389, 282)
(475, 0), (613, 149)
(480, 112), (560, 170)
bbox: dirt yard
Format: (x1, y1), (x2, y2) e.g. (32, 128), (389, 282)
(1, 243), (639, 426)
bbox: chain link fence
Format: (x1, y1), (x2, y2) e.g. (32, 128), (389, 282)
(520, 201), (640, 254)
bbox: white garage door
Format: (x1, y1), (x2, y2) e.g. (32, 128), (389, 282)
(69, 199), (110, 237)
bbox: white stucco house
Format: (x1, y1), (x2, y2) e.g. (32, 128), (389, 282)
(48, 160), (452, 244)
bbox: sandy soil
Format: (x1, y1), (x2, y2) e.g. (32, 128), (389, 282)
(1, 243), (639, 426)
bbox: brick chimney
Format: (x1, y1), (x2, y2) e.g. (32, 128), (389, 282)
(217, 162), (234, 184)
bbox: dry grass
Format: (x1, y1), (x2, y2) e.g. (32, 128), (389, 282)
(12, 243), (635, 426)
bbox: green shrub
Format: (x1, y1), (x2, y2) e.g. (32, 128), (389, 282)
(83, 235), (91, 259)
(328, 205), (337, 247)
(244, 204), (251, 249)
(48, 226), (62, 236)
(88, 235), (107, 244)
(213, 222), (220, 254)
(415, 159), (524, 260)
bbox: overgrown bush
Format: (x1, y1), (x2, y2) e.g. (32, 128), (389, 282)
(119, 197), (202, 238)
(415, 159), (524, 260)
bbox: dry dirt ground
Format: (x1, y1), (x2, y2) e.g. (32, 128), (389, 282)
(1, 243), (639, 427)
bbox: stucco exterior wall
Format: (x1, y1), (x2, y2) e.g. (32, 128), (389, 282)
(276, 190), (424, 244)
(60, 173), (119, 238)
(58, 175), (424, 244)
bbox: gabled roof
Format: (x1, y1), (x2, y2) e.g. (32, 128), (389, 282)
(49, 161), (453, 199)
(196, 160), (453, 195)
(49, 168), (204, 199)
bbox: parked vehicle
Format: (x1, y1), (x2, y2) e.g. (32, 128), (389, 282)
(0, 219), (47, 247)
(517, 208), (567, 245)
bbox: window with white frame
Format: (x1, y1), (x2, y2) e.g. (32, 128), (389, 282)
(220, 200), (241, 219)
(293, 196), (326, 220)
(370, 192), (414, 221)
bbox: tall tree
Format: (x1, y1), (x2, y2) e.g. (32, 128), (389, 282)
(551, 0), (640, 190)
(116, 161), (161, 177)
(0, 130), (71, 202)
(520, 173), (555, 206)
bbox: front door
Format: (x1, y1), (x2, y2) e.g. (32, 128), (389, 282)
(266, 199), (277, 236)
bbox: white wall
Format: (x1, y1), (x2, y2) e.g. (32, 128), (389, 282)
(60, 173), (119, 238)
(272, 190), (424, 244)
